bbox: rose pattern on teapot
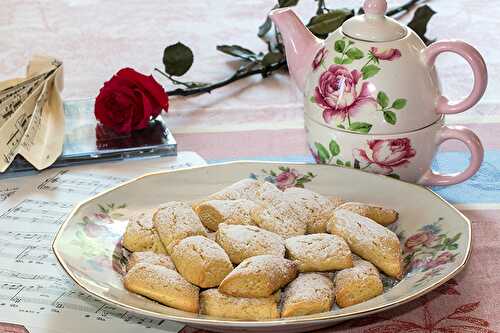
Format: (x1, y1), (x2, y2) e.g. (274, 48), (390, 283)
(311, 137), (416, 180)
(310, 38), (408, 134)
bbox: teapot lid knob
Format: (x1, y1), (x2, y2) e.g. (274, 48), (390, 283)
(342, 0), (407, 42)
(363, 0), (387, 16)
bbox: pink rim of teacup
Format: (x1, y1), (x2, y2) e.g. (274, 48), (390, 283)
(305, 115), (484, 186)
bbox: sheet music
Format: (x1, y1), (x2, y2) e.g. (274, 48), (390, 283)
(0, 152), (206, 333)
(0, 56), (64, 172)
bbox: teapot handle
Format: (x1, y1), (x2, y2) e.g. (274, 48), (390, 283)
(423, 40), (488, 115)
(418, 126), (484, 186)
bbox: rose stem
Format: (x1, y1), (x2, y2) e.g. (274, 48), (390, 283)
(155, 69), (195, 89)
(386, 0), (423, 17)
(163, 60), (287, 97)
(162, 0), (424, 97)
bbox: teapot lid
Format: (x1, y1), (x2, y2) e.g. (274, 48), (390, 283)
(342, 0), (407, 42)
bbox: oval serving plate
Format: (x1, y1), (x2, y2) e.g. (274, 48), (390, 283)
(52, 162), (471, 333)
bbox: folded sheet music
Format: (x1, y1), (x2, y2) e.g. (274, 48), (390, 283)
(0, 152), (206, 333)
(0, 56), (64, 172)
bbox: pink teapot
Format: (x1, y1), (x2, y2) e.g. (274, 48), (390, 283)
(270, 0), (487, 185)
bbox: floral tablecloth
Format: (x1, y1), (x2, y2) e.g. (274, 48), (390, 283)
(2, 0), (500, 332)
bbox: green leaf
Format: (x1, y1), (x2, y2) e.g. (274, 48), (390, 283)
(450, 233), (462, 243)
(334, 56), (343, 64)
(262, 52), (283, 67)
(216, 45), (256, 61)
(341, 57), (353, 65)
(346, 47), (364, 60)
(384, 110), (397, 125)
(392, 98), (407, 110)
(377, 91), (389, 108)
(361, 64), (380, 79)
(344, 161), (352, 168)
(309, 96), (316, 103)
(314, 142), (330, 163)
(337, 124), (345, 129)
(387, 173), (401, 180)
(408, 5), (437, 46)
(447, 244), (458, 250)
(163, 42), (194, 76)
(258, 16), (273, 38)
(329, 139), (341, 157)
(308, 10), (354, 36)
(336, 159), (344, 166)
(349, 122), (372, 133)
(278, 0), (299, 7)
(334, 40), (346, 53)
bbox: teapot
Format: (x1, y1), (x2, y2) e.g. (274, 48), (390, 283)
(270, 0), (487, 185)
(270, 0), (488, 135)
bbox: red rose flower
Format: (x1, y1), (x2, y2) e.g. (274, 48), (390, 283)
(404, 231), (436, 251)
(95, 68), (168, 134)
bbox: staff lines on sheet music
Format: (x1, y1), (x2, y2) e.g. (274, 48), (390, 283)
(0, 199), (72, 225)
(0, 186), (18, 202)
(22, 82), (49, 149)
(0, 231), (53, 242)
(38, 170), (129, 196)
(0, 79), (42, 121)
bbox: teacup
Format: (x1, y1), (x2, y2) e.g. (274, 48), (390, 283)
(306, 115), (484, 186)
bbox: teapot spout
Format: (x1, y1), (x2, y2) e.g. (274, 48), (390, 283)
(270, 8), (322, 92)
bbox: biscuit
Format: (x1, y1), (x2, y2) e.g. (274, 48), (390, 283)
(215, 223), (285, 264)
(126, 251), (176, 272)
(219, 255), (298, 297)
(327, 209), (402, 278)
(200, 289), (280, 320)
(195, 199), (258, 231)
(123, 263), (199, 313)
(334, 258), (383, 308)
(284, 188), (336, 234)
(170, 236), (233, 288)
(193, 179), (282, 209)
(153, 201), (207, 254)
(285, 233), (352, 272)
(251, 199), (307, 238)
(122, 210), (167, 254)
(282, 273), (335, 317)
(336, 202), (399, 226)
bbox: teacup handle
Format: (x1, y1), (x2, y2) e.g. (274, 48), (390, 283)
(424, 40), (488, 115)
(418, 126), (484, 186)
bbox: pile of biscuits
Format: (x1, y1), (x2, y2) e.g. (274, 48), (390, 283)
(121, 179), (402, 320)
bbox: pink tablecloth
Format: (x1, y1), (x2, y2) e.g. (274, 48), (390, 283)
(2, 0), (500, 332)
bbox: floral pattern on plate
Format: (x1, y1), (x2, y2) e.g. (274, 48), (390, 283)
(249, 166), (316, 190)
(394, 217), (462, 286)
